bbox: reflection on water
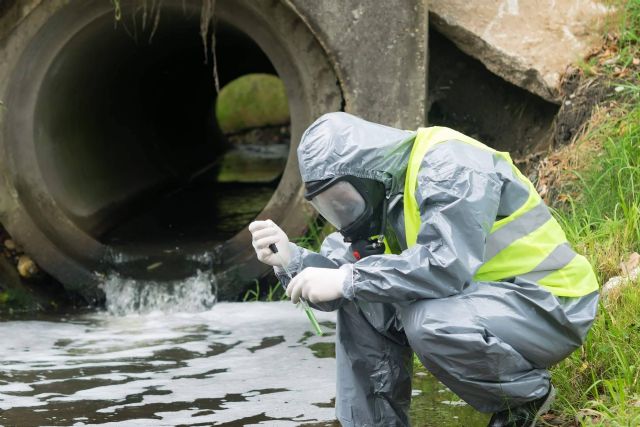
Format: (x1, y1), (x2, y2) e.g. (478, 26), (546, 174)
(0, 300), (488, 426)
(410, 369), (489, 426)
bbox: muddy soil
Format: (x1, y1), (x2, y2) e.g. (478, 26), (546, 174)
(428, 30), (559, 157)
(532, 72), (626, 196)
(551, 69), (616, 147)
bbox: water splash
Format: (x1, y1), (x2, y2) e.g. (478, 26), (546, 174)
(100, 270), (217, 315)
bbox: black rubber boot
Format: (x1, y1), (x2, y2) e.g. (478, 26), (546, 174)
(487, 385), (556, 427)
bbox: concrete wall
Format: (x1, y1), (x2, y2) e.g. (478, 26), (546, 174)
(289, 0), (429, 129)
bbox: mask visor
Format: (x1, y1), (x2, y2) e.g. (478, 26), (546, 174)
(309, 181), (366, 229)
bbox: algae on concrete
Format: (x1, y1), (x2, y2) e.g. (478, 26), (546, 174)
(215, 73), (290, 134)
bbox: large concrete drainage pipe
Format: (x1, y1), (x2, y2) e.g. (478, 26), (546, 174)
(0, 0), (343, 301)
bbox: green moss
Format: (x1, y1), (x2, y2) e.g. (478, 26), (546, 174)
(308, 342), (336, 359)
(0, 289), (35, 310)
(215, 73), (290, 134)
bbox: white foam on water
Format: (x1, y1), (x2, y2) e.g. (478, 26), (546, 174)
(0, 302), (338, 426)
(100, 270), (217, 315)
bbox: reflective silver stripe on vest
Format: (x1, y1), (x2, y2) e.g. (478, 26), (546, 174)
(518, 242), (577, 283)
(484, 201), (552, 260)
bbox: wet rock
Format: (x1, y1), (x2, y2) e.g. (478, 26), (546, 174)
(0, 241), (75, 313)
(0, 255), (40, 311)
(575, 408), (603, 425)
(4, 239), (15, 250)
(429, 0), (614, 102)
(17, 255), (38, 278)
(601, 266), (640, 301)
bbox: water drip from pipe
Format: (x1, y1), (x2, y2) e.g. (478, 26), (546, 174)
(101, 270), (217, 315)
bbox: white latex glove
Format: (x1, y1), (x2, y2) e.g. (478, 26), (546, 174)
(248, 220), (292, 268)
(286, 266), (348, 304)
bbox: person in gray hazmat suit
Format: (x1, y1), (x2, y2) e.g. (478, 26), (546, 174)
(249, 112), (599, 427)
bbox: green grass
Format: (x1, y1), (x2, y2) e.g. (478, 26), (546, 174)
(242, 279), (288, 302)
(292, 217), (333, 252)
(615, 0), (640, 70)
(548, 1), (640, 422)
(550, 103), (640, 425)
(551, 285), (640, 425)
(553, 101), (640, 281)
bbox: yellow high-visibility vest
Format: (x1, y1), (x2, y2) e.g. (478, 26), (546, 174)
(402, 127), (598, 297)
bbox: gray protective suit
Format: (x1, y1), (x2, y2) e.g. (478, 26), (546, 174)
(276, 112), (598, 426)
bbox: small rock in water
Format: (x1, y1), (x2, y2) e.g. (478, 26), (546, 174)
(4, 239), (16, 250)
(17, 255), (38, 278)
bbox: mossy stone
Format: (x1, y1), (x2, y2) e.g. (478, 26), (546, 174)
(216, 74), (290, 134)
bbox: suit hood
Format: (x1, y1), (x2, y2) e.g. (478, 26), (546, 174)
(297, 112), (415, 196)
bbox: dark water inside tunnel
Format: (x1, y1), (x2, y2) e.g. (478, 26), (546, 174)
(32, 4), (282, 249)
(101, 180), (275, 249)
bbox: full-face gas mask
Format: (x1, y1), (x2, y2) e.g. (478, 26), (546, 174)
(304, 176), (387, 260)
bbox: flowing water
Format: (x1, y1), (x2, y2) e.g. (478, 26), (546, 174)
(0, 276), (487, 426)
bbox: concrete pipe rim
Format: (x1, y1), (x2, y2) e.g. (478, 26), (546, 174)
(0, 0), (342, 301)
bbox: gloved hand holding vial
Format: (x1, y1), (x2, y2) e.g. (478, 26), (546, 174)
(248, 220), (325, 336)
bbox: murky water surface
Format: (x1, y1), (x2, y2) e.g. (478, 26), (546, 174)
(0, 303), (337, 426)
(0, 300), (487, 426)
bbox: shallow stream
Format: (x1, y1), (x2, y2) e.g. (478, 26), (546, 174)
(0, 279), (487, 426)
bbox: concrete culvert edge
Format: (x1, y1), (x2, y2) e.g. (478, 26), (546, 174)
(0, 0), (344, 302)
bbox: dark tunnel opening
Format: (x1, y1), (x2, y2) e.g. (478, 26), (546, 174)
(34, 5), (286, 253)
(2, 0), (342, 298)
(427, 29), (559, 157)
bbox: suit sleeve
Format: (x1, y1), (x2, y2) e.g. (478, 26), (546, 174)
(343, 146), (503, 303)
